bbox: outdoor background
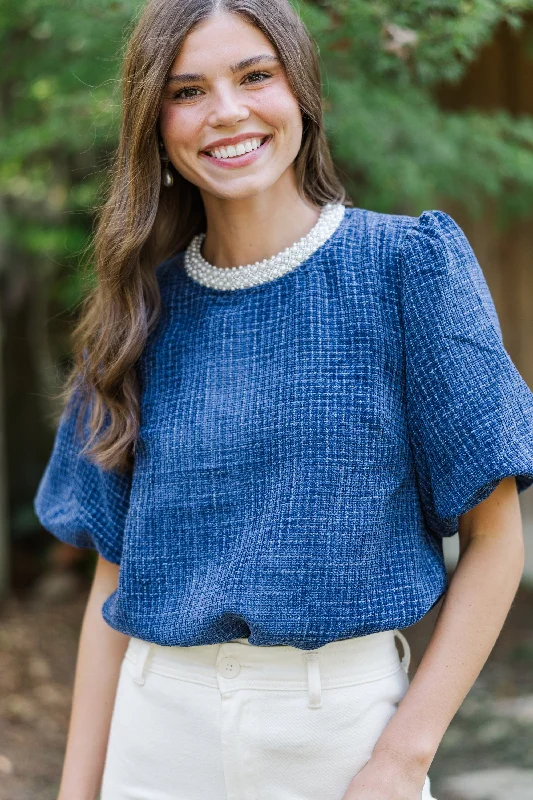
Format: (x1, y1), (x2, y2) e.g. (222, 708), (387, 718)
(1, 1), (533, 798)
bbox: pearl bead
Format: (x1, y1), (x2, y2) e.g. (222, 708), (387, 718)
(183, 203), (346, 291)
(162, 167), (174, 188)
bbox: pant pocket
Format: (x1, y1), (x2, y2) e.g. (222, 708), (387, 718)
(238, 667), (410, 800)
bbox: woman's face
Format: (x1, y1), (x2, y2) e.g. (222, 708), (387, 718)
(159, 12), (303, 201)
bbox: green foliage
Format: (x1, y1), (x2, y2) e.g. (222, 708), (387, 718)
(0, 0), (143, 301)
(297, 0), (533, 216)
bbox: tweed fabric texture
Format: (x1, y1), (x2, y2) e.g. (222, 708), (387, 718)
(33, 206), (533, 649)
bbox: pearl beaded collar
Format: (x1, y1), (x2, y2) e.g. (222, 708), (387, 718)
(183, 202), (346, 291)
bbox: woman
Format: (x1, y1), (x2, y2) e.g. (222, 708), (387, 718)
(33, 1), (533, 799)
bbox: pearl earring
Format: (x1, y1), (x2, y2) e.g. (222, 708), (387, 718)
(158, 140), (174, 188)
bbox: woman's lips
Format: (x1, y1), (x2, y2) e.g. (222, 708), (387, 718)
(200, 135), (272, 168)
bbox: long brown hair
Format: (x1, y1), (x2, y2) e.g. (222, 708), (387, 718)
(61, 0), (351, 473)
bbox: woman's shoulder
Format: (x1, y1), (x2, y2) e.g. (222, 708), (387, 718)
(154, 250), (185, 289)
(343, 206), (473, 279)
(344, 204), (459, 246)
(340, 205), (410, 266)
(338, 205), (415, 275)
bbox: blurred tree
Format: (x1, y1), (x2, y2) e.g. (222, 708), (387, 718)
(0, 0), (142, 592)
(2, 0), (533, 590)
(301, 0), (533, 218)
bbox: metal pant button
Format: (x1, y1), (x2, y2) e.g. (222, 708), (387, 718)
(218, 656), (240, 678)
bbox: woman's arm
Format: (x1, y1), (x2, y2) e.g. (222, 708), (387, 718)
(57, 555), (130, 800)
(342, 475), (525, 798)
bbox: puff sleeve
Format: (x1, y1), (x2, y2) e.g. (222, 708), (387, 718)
(401, 209), (533, 537)
(33, 385), (132, 564)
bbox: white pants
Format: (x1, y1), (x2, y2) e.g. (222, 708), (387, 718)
(100, 628), (437, 799)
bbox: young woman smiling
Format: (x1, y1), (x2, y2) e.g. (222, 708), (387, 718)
(33, 1), (533, 799)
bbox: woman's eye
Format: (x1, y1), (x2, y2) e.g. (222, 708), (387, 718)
(243, 71), (271, 84)
(172, 87), (202, 101)
(170, 71), (271, 101)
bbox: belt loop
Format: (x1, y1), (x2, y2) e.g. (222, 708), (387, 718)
(304, 650), (322, 709)
(133, 640), (152, 686)
(393, 629), (411, 675)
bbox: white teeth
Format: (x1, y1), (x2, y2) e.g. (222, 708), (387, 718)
(207, 137), (268, 159)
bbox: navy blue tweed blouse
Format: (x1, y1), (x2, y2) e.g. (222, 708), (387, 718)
(33, 205), (533, 649)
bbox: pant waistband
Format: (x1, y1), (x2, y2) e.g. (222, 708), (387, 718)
(125, 629), (411, 711)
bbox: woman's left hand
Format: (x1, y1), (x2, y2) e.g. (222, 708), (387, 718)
(340, 752), (427, 800)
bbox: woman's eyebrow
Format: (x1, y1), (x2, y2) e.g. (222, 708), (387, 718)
(165, 54), (280, 85)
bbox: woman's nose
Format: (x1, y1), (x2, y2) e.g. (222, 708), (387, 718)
(207, 87), (250, 128)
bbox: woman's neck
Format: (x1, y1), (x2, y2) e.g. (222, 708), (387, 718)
(199, 174), (321, 269)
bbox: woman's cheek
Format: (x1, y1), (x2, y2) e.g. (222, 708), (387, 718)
(252, 90), (302, 140)
(159, 104), (199, 151)
(158, 102), (175, 139)
(253, 85), (296, 117)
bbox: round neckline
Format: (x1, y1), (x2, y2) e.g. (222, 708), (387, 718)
(182, 202), (347, 292)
